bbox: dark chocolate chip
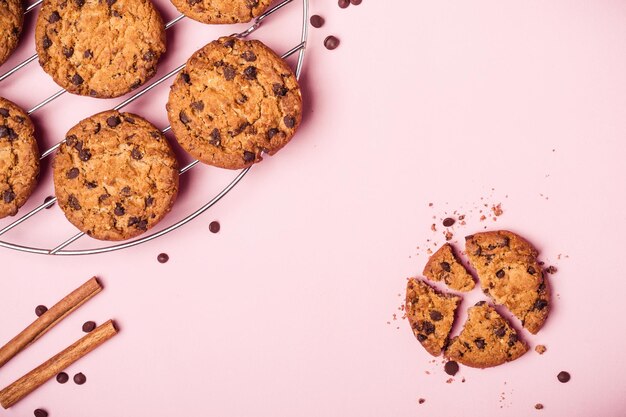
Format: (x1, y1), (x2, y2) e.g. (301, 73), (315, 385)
(86, 181), (97, 189)
(267, 128), (279, 140)
(442, 217), (455, 227)
(157, 253), (169, 263)
(310, 15), (324, 28)
(56, 372), (69, 384)
(440, 261), (451, 272)
(284, 116), (296, 128)
(496, 269), (505, 278)
(181, 72), (191, 84)
(243, 151), (256, 162)
(83, 49), (93, 58)
(63, 46), (74, 58)
(34, 409), (48, 417)
(79, 148), (91, 161)
(243, 66), (257, 80)
(535, 404), (544, 410)
(35, 305), (48, 316)
(0, 126), (8, 139)
(209, 128), (221, 146)
(42, 36), (52, 49)
(179, 111), (190, 124)
(73, 372), (87, 385)
(324, 35), (340, 50)
(422, 321), (435, 335)
(429, 310), (443, 321)
(82, 321), (96, 332)
(444, 361), (459, 376)
(475, 301), (486, 306)
(121, 186), (131, 197)
(272, 83), (288, 97)
(106, 116), (121, 127)
(508, 333), (518, 347)
(350, 0), (362, 4)
(107, 0), (116, 6)
(71, 73), (83, 85)
(241, 50), (257, 62)
(191, 101), (204, 111)
(124, 116), (135, 124)
(75, 0), (84, 6)
(527, 266), (536, 275)
(245, 0), (258, 8)
(416, 334), (427, 342)
(0, 108), (8, 117)
(557, 371), (570, 383)
(66, 167), (79, 179)
(145, 196), (154, 207)
(494, 326), (506, 338)
(232, 122), (249, 137)
(49, 11), (61, 22)
(338, 0), (350, 8)
(236, 94), (248, 104)
(222, 38), (235, 48)
(223, 65), (236, 81)
(534, 299), (548, 311)
(142, 50), (155, 61)
(68, 195), (81, 210)
(114, 203), (125, 216)
(474, 337), (486, 350)
(209, 221), (220, 233)
(98, 194), (110, 203)
(136, 219), (148, 230)
(131, 147), (143, 160)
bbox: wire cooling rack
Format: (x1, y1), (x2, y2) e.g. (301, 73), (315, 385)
(0, 0), (309, 255)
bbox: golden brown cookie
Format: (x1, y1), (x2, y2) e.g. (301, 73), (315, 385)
(169, 0), (271, 24)
(423, 243), (475, 292)
(405, 278), (462, 356)
(445, 301), (528, 368)
(167, 36), (302, 170)
(0, 97), (39, 219)
(465, 230), (550, 334)
(52, 111), (179, 241)
(35, 0), (166, 98)
(0, 0), (23, 66)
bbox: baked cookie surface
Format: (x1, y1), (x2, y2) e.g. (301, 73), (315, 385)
(0, 0), (23, 66)
(53, 111), (179, 241)
(35, 0), (166, 98)
(0, 97), (40, 219)
(445, 301), (528, 368)
(465, 230), (550, 334)
(405, 278), (461, 356)
(169, 0), (272, 24)
(167, 36), (302, 170)
(423, 243), (475, 292)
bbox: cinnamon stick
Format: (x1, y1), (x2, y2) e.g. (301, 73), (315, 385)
(0, 320), (118, 409)
(0, 277), (102, 369)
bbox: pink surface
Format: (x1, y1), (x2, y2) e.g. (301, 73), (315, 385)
(1, 0), (626, 415)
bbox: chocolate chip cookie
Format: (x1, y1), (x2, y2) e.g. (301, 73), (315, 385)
(0, 0), (23, 66)
(0, 97), (40, 219)
(465, 230), (550, 334)
(169, 0), (272, 24)
(444, 301), (528, 368)
(405, 278), (462, 356)
(423, 243), (475, 292)
(52, 111), (179, 241)
(167, 37), (302, 170)
(35, 0), (166, 98)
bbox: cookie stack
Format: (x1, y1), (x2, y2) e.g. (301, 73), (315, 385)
(406, 230), (551, 368)
(0, 0), (303, 242)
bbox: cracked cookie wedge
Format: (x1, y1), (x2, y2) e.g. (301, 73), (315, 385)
(423, 243), (475, 292)
(445, 301), (528, 368)
(52, 111), (179, 241)
(405, 278), (462, 356)
(169, 0), (271, 24)
(35, 0), (166, 98)
(0, 97), (40, 219)
(465, 230), (550, 334)
(0, 0), (23, 66)
(167, 37), (303, 170)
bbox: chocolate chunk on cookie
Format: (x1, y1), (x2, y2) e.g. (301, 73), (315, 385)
(35, 0), (166, 98)
(405, 278), (462, 356)
(423, 243), (475, 292)
(0, 0), (23, 66)
(465, 230), (550, 334)
(444, 302), (528, 368)
(0, 97), (40, 219)
(167, 37), (303, 170)
(169, 0), (272, 24)
(52, 111), (178, 240)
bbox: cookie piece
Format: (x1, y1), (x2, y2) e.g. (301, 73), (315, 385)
(52, 111), (178, 240)
(405, 278), (462, 356)
(35, 0), (166, 98)
(423, 243), (475, 292)
(167, 37), (303, 170)
(169, 0), (272, 24)
(0, 97), (40, 219)
(465, 230), (550, 334)
(445, 302), (528, 368)
(0, 0), (23, 66)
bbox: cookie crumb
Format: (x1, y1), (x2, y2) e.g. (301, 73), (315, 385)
(431, 223), (437, 232)
(535, 345), (547, 355)
(444, 230), (453, 241)
(545, 265), (557, 274)
(535, 403), (544, 410)
(446, 378), (454, 384)
(491, 203), (503, 216)
(418, 398), (425, 404)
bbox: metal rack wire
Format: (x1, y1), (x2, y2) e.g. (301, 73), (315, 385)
(0, 0), (309, 255)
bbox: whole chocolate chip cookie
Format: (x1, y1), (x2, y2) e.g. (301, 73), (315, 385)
(169, 0), (272, 24)
(167, 37), (303, 170)
(0, 0), (23, 66)
(423, 243), (475, 292)
(52, 111), (179, 241)
(405, 278), (462, 356)
(465, 230), (550, 334)
(35, 0), (166, 98)
(444, 301), (528, 368)
(0, 97), (40, 219)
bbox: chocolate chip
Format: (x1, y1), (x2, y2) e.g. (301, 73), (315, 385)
(63, 46), (74, 58)
(49, 11), (61, 22)
(243, 66), (257, 80)
(474, 338), (486, 350)
(82, 321), (96, 332)
(324, 35), (340, 50)
(416, 334), (427, 342)
(209, 128), (221, 146)
(527, 266), (536, 275)
(106, 116), (121, 127)
(429, 310), (443, 321)
(243, 151), (256, 162)
(66, 167), (79, 179)
(267, 128), (279, 140)
(241, 50), (257, 62)
(107, 0), (116, 6)
(134, 218), (148, 230)
(121, 186), (131, 197)
(535, 404), (544, 410)
(236, 94), (248, 104)
(338, 0), (350, 8)
(222, 38), (235, 48)
(557, 371), (570, 383)
(145, 196), (154, 207)
(157, 253), (169, 263)
(131, 147), (142, 160)
(273, 83), (288, 97)
(179, 111), (190, 124)
(142, 50), (155, 61)
(418, 398), (426, 404)
(0, 108), (8, 117)
(209, 221), (220, 233)
(508, 333), (518, 347)
(114, 203), (125, 216)
(475, 301), (486, 306)
(0, 126), (8, 139)
(34, 409), (48, 417)
(191, 101), (204, 111)
(68, 195), (81, 210)
(350, 0), (362, 4)
(86, 181), (97, 189)
(124, 116), (135, 124)
(223, 65), (236, 81)
(56, 372), (69, 384)
(75, 0), (84, 6)
(534, 299), (548, 311)
(284, 116), (296, 128)
(71, 73), (83, 85)
(232, 122), (249, 137)
(73, 372), (86, 385)
(245, 0), (258, 8)
(79, 148), (91, 161)
(181, 72), (191, 84)
(444, 361), (459, 376)
(42, 36), (52, 49)
(422, 321), (435, 335)
(442, 217), (455, 227)
(83, 49), (93, 58)
(111, 9), (121, 17)
(496, 269), (505, 278)
(35, 305), (48, 316)
(440, 261), (451, 272)
(310, 15), (324, 28)
(494, 326), (506, 338)
(98, 193), (110, 203)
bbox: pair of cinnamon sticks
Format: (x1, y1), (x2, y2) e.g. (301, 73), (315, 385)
(0, 277), (118, 409)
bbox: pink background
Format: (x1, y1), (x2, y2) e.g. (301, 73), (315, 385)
(1, 0), (626, 415)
